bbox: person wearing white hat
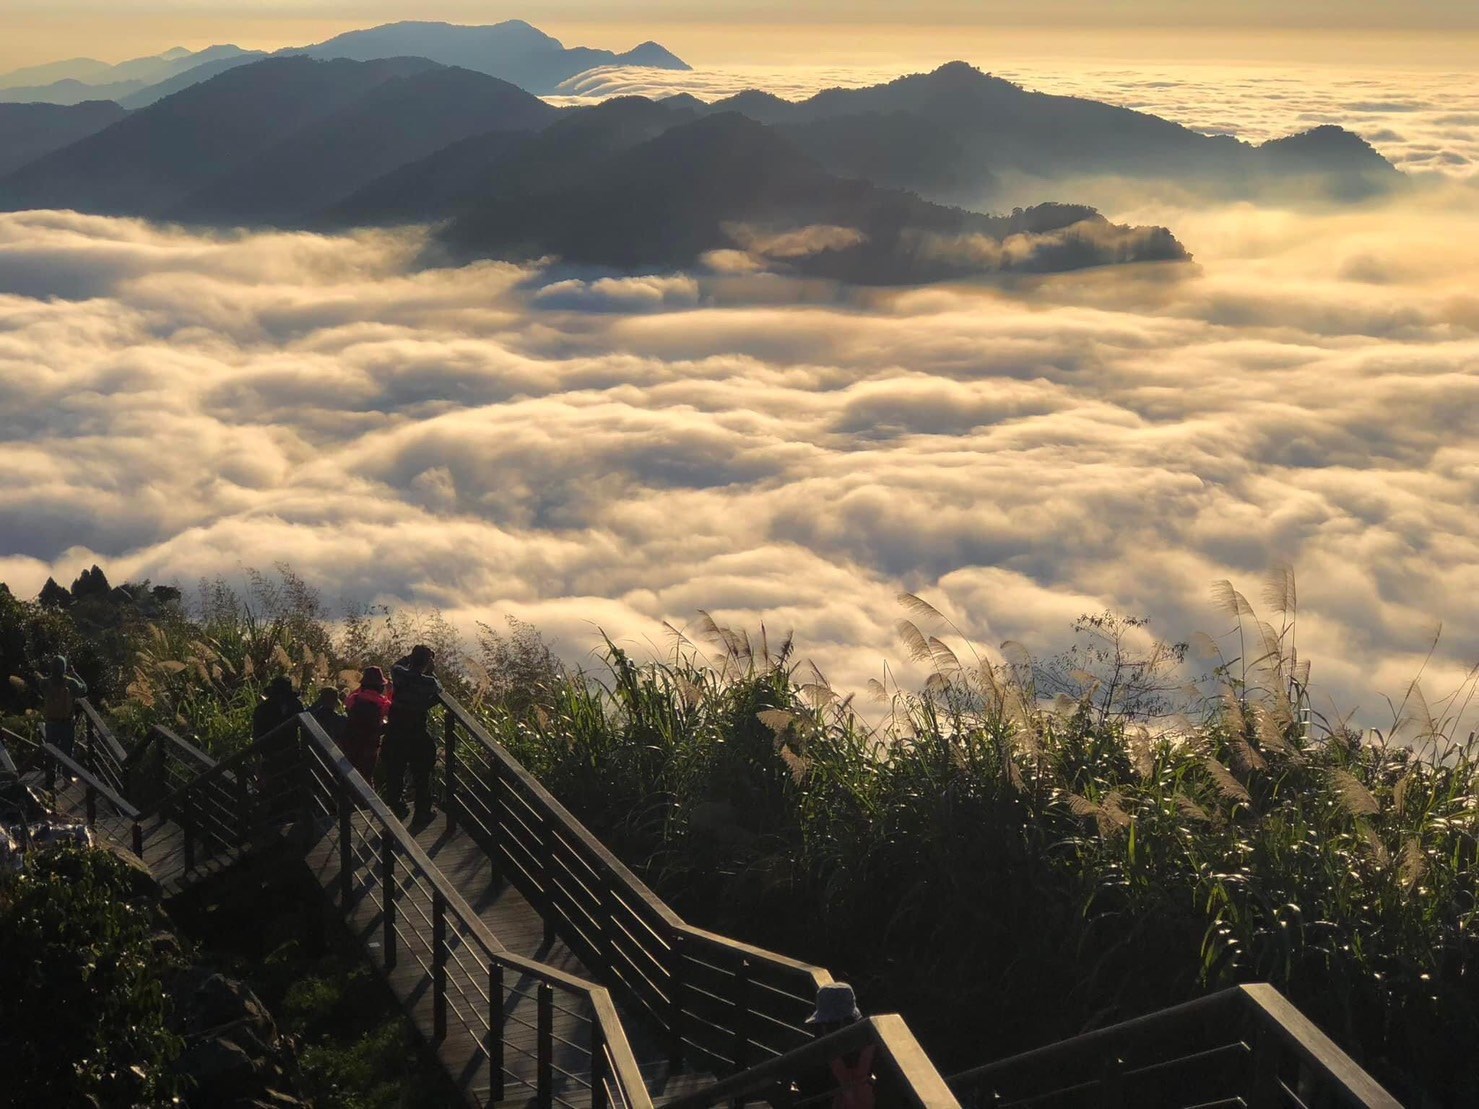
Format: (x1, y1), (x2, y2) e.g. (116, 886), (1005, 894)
(794, 982), (876, 1108)
(806, 982), (863, 1027)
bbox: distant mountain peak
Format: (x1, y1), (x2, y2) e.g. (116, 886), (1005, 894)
(299, 19), (688, 92)
(906, 60), (1020, 94)
(617, 41), (691, 69)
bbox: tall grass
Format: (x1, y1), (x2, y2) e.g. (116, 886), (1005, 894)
(18, 565), (1478, 1103)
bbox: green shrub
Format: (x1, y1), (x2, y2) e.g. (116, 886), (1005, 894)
(0, 845), (182, 1105)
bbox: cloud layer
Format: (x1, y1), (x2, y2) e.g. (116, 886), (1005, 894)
(1, 62), (1477, 729)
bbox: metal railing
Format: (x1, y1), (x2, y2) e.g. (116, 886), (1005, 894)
(2, 725), (143, 854)
(129, 715), (304, 871)
(663, 1015), (961, 1109)
(436, 693), (834, 1075)
(78, 700), (130, 797)
(121, 719), (218, 810)
(293, 713), (655, 1109)
(946, 984), (1402, 1109)
(115, 712), (658, 1109)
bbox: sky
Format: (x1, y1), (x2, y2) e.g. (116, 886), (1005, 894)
(0, 16), (1476, 735)
(3, 3), (1479, 73)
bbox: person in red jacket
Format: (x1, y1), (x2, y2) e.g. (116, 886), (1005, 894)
(342, 667), (390, 784)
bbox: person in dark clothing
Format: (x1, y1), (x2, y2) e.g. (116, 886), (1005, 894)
(381, 645), (442, 826)
(343, 667), (390, 783)
(792, 982), (877, 1109)
(309, 687), (347, 743)
(39, 655), (87, 758)
(253, 675), (305, 816)
(253, 675), (304, 740)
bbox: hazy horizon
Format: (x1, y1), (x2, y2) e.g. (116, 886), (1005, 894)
(4, 17), (1479, 75)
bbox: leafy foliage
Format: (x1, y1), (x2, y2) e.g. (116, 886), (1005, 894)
(0, 845), (182, 1105)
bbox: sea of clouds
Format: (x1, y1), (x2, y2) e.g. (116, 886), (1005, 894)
(1, 60), (1476, 729)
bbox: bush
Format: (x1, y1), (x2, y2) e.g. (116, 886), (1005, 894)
(0, 845), (182, 1105)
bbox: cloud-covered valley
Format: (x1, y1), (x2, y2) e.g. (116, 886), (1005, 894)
(2, 62), (1477, 728)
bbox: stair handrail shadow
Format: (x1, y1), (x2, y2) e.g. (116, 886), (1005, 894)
(661, 1013), (959, 1109)
(945, 982), (1402, 1109)
(436, 693), (836, 1074)
(294, 712), (658, 1109)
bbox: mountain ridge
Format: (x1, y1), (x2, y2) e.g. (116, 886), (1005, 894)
(0, 20), (690, 106)
(702, 62), (1401, 203)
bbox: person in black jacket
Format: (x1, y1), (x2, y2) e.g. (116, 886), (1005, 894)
(308, 687), (347, 743)
(253, 675), (305, 818)
(381, 645), (442, 827)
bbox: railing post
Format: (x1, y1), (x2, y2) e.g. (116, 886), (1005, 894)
(131, 821), (143, 859)
(443, 708), (458, 833)
(1100, 1055), (1125, 1109)
(668, 929), (686, 1068)
(338, 782), (354, 909)
(85, 783), (97, 827)
(540, 810), (556, 950)
(237, 770), (252, 844)
(489, 962), (506, 1102)
(488, 756), (506, 878)
(538, 981), (554, 1109)
(433, 891), (448, 1042)
(381, 828), (397, 970)
(181, 774), (196, 871)
(82, 710), (96, 774)
(598, 879), (619, 974)
(591, 1018), (609, 1109)
(731, 958), (751, 1070)
(1251, 1025), (1281, 1109)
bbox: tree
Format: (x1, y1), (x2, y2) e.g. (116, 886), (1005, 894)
(1034, 612), (1191, 726)
(36, 577), (71, 610)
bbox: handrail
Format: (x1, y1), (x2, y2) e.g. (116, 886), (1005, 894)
(2, 725), (143, 854)
(111, 709), (661, 1107)
(440, 694), (684, 927)
(123, 720), (215, 773)
(662, 1015), (960, 1109)
(134, 724), (262, 826)
(77, 699), (130, 796)
(0, 724), (39, 757)
(1242, 984), (1401, 1109)
(946, 983), (1401, 1109)
(296, 713), (656, 1109)
(38, 742), (142, 822)
(78, 699), (127, 762)
(438, 692), (834, 1070)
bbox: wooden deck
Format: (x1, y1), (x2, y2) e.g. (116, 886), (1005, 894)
(302, 810), (711, 1108)
(42, 776), (254, 896)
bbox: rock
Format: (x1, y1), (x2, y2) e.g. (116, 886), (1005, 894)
(180, 971), (278, 1045)
(177, 1036), (257, 1097)
(101, 840), (163, 902)
(150, 928), (183, 963)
